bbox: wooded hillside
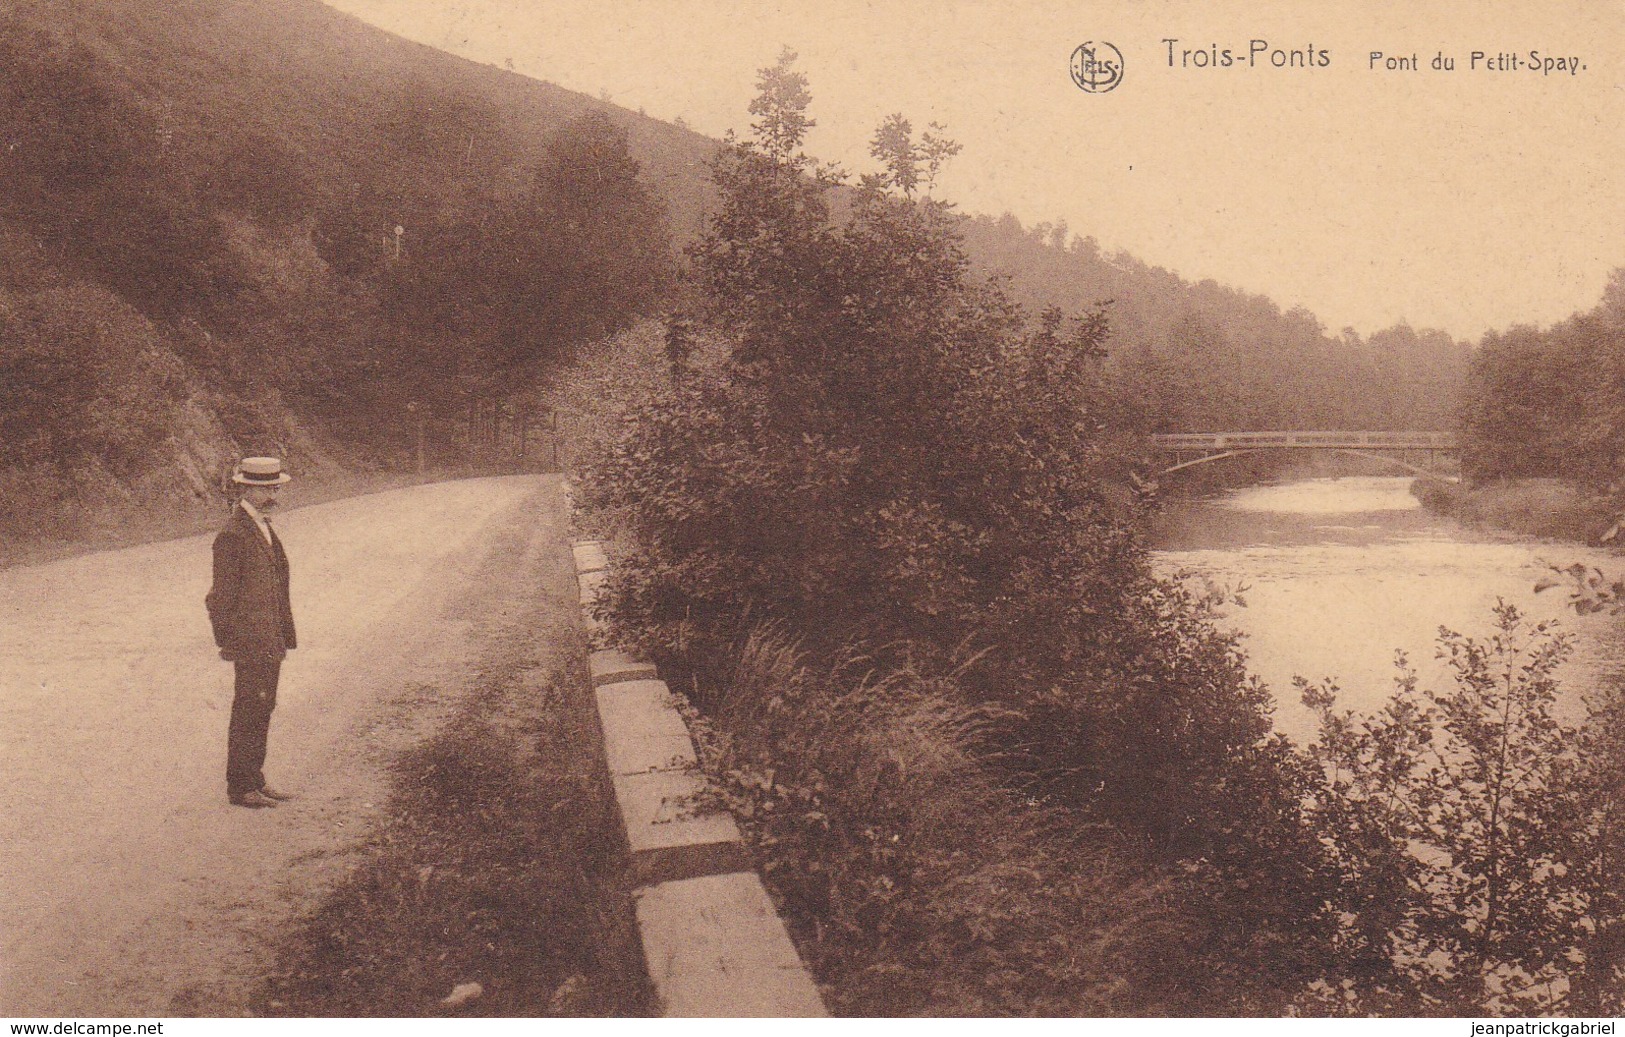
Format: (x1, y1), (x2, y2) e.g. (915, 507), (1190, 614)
(1, 0), (701, 549)
(1, 0), (1470, 557)
(962, 215), (1470, 434)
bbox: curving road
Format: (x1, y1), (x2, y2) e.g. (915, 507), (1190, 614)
(0, 475), (569, 1016)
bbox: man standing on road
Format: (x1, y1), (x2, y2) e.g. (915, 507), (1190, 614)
(206, 457), (298, 810)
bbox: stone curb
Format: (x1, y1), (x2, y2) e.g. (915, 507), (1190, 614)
(569, 537), (828, 1018)
(590, 649), (659, 687)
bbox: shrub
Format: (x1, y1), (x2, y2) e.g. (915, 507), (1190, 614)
(578, 52), (1338, 1011)
(580, 52), (1309, 840)
(1302, 603), (1625, 1013)
(0, 279), (187, 472)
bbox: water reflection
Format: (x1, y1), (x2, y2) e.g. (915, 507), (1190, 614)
(1152, 477), (1625, 743)
(1222, 477), (1422, 515)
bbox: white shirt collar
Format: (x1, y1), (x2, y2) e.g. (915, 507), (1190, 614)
(239, 499), (274, 545)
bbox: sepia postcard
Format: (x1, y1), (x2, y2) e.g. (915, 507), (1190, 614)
(1, 0), (1622, 1026)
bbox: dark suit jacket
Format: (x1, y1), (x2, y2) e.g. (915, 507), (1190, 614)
(206, 505), (296, 661)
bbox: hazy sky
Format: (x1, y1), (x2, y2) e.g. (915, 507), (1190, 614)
(321, 0), (1623, 341)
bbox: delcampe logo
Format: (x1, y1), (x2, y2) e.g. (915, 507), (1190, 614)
(1070, 41), (1124, 93)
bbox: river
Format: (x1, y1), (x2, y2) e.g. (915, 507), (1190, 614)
(1152, 475), (1625, 744)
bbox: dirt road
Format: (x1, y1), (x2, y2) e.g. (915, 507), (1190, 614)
(0, 475), (573, 1016)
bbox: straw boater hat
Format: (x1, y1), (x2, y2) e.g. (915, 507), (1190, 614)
(232, 457), (291, 486)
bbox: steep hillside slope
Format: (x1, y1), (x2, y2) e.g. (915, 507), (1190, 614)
(33, 0), (720, 237)
(1, 0), (687, 558)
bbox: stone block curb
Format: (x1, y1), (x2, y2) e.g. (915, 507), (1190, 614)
(628, 841), (757, 889)
(589, 649), (660, 686)
(610, 769), (743, 852)
(572, 539), (609, 574)
(577, 568), (606, 607)
(636, 873), (829, 1018)
(595, 682), (697, 775)
(569, 534), (828, 1018)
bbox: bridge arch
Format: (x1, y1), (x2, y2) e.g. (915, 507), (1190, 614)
(1147, 430), (1459, 480)
(1155, 447), (1450, 479)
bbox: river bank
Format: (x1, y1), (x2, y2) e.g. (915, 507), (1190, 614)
(1411, 476), (1623, 547)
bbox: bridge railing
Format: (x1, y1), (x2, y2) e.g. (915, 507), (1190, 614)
(1147, 431), (1457, 451)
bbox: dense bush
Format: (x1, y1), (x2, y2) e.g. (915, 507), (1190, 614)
(686, 627), (1327, 1014)
(580, 53), (1338, 1011)
(0, 260), (188, 474)
(1300, 605), (1625, 1014)
(374, 110), (672, 417)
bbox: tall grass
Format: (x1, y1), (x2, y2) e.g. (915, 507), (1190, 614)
(681, 625), (1296, 1015)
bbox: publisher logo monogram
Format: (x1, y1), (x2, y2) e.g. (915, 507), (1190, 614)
(1070, 41), (1124, 93)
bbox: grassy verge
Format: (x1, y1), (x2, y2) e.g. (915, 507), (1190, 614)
(1413, 477), (1623, 546)
(255, 483), (652, 1018)
(258, 705), (650, 1017)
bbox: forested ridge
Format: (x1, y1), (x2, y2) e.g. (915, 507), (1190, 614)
(1, 0), (1475, 556)
(962, 216), (1470, 434)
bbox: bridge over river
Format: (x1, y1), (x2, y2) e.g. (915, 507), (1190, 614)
(1147, 430), (1458, 477)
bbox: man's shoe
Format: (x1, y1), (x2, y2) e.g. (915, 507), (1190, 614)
(229, 790), (279, 809)
(258, 785), (295, 802)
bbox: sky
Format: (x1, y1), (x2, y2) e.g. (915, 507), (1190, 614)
(320, 0), (1624, 342)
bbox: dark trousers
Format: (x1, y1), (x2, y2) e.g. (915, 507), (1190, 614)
(226, 658), (280, 797)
